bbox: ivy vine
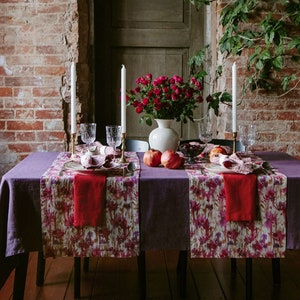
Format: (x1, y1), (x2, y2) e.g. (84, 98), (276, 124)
(188, 0), (300, 115)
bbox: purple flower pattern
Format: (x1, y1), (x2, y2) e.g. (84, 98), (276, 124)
(187, 168), (287, 258)
(40, 152), (140, 258)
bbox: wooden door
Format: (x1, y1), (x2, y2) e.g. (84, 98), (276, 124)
(94, 0), (204, 141)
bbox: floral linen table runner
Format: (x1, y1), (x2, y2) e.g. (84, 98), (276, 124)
(186, 164), (287, 258)
(40, 152), (140, 258)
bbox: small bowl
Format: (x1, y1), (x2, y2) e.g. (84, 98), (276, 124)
(179, 142), (205, 163)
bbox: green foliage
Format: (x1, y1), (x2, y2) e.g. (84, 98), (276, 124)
(189, 0), (300, 97)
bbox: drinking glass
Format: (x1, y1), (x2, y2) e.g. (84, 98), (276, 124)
(239, 124), (256, 153)
(198, 117), (212, 147)
(80, 123), (96, 151)
(106, 125), (122, 160)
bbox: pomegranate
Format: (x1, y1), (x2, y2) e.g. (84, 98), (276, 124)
(161, 150), (184, 169)
(143, 149), (162, 167)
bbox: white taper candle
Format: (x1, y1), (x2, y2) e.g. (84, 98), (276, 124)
(70, 62), (77, 134)
(121, 64), (126, 134)
(232, 62), (237, 132)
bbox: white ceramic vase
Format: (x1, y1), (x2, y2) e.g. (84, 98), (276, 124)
(148, 119), (179, 153)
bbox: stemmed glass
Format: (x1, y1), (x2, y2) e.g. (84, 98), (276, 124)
(80, 123), (96, 151)
(106, 125), (122, 160)
(239, 124), (256, 153)
(198, 117), (212, 148)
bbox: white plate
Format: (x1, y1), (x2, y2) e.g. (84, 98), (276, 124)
(64, 161), (121, 174)
(204, 163), (235, 174)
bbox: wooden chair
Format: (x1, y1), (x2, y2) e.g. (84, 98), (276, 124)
(125, 139), (149, 152)
(36, 139), (148, 298)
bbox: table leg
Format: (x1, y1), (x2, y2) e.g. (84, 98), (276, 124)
(246, 258), (252, 300)
(36, 251), (45, 286)
(177, 250), (187, 299)
(272, 258), (280, 286)
(137, 251), (146, 300)
(83, 257), (89, 272)
(74, 257), (81, 299)
(231, 258), (237, 273)
(13, 252), (29, 300)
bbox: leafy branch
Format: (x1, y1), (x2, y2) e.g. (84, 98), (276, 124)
(188, 0), (300, 101)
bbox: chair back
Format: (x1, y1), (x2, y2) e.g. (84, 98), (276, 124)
(125, 139), (149, 152)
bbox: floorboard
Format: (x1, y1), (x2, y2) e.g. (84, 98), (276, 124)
(1, 250), (300, 299)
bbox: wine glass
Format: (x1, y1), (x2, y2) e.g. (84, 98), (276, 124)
(106, 125), (122, 160)
(198, 117), (212, 148)
(239, 124), (256, 153)
(80, 123), (96, 151)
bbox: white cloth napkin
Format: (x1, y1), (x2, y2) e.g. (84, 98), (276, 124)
(210, 153), (263, 174)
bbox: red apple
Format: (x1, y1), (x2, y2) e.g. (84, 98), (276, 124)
(161, 150), (184, 169)
(143, 149), (162, 167)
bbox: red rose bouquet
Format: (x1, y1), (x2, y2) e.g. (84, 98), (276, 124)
(126, 74), (204, 126)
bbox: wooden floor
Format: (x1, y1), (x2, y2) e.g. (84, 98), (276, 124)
(1, 250), (300, 300)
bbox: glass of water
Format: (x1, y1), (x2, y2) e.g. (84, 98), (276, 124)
(105, 125), (122, 160)
(239, 124), (256, 153)
(80, 123), (96, 151)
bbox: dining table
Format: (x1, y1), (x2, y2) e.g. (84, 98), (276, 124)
(1, 149), (300, 300)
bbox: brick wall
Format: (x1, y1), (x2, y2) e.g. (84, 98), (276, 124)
(0, 0), (90, 177)
(0, 0), (299, 178)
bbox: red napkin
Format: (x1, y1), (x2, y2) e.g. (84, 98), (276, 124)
(73, 173), (106, 227)
(223, 173), (257, 222)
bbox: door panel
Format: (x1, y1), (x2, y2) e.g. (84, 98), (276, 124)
(94, 0), (203, 141)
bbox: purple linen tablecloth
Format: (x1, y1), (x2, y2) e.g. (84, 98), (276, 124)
(1, 151), (300, 257)
(0, 152), (59, 256)
(138, 153), (190, 250)
(256, 151), (300, 249)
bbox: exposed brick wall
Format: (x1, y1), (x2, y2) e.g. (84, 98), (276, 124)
(0, 0), (91, 177)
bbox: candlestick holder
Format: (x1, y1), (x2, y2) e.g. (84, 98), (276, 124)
(71, 133), (76, 155)
(232, 131), (237, 153)
(119, 132), (127, 163)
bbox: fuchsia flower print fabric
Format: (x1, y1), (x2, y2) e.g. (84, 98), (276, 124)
(40, 152), (139, 258)
(187, 169), (287, 258)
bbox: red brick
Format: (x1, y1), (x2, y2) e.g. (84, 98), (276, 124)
(35, 109), (63, 119)
(15, 109), (34, 119)
(8, 143), (46, 153)
(36, 131), (65, 141)
(0, 131), (15, 141)
(33, 87), (60, 97)
(0, 87), (12, 97)
(34, 66), (65, 76)
(5, 77), (42, 87)
(277, 111), (299, 121)
(5, 99), (41, 109)
(15, 132), (35, 141)
(7, 121), (43, 131)
(0, 109), (14, 119)
(36, 46), (65, 55)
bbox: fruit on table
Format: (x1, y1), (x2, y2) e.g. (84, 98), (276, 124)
(209, 146), (227, 162)
(143, 149), (162, 167)
(161, 150), (184, 169)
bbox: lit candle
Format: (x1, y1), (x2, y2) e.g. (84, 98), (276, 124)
(232, 62), (237, 132)
(70, 62), (77, 134)
(121, 64), (126, 134)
